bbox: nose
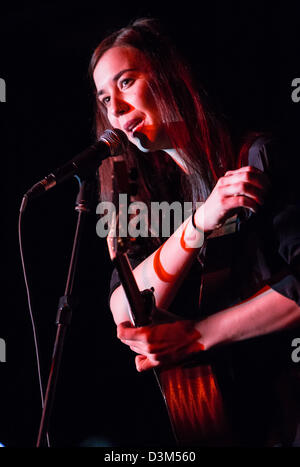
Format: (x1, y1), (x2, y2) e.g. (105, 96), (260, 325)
(110, 93), (130, 118)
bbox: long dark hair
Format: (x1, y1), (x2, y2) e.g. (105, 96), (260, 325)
(89, 18), (235, 191)
(89, 18), (237, 249)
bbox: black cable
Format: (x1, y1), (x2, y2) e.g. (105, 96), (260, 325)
(18, 196), (50, 447)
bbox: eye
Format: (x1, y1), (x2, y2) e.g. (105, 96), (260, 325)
(101, 96), (110, 106)
(120, 78), (133, 89)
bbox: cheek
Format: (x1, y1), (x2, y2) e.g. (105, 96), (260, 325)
(105, 110), (120, 129)
(137, 83), (159, 116)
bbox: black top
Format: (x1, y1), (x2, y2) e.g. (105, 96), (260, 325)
(108, 135), (300, 446)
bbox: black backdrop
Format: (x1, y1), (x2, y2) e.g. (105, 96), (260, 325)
(0, 0), (300, 447)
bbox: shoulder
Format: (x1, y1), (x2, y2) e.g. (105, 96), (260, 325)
(240, 134), (295, 191)
(239, 132), (300, 204)
(239, 134), (278, 172)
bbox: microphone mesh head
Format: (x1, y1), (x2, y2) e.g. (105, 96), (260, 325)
(100, 128), (128, 156)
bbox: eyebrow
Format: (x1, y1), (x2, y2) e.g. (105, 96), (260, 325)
(97, 68), (137, 97)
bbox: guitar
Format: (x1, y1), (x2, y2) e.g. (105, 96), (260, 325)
(102, 158), (237, 446)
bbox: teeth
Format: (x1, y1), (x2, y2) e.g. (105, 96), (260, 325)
(128, 120), (142, 132)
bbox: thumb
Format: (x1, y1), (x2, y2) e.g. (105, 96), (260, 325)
(135, 355), (156, 372)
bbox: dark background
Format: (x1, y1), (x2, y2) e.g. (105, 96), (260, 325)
(0, 0), (300, 447)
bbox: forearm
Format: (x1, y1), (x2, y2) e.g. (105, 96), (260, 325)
(197, 286), (300, 350)
(110, 212), (204, 324)
(110, 165), (268, 325)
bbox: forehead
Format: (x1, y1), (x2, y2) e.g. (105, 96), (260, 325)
(93, 46), (147, 90)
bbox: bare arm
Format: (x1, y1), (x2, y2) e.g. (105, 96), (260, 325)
(196, 286), (300, 350)
(110, 212), (202, 324)
(110, 166), (268, 325)
(118, 286), (300, 372)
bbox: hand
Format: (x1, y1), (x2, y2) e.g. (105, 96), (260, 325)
(117, 319), (204, 372)
(194, 166), (270, 233)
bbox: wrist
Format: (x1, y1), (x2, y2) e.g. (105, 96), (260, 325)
(180, 213), (205, 250)
(195, 318), (212, 351)
(192, 206), (213, 239)
(195, 315), (222, 351)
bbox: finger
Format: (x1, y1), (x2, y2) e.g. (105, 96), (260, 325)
(135, 355), (159, 372)
(117, 322), (144, 341)
(135, 355), (148, 372)
(224, 166), (263, 176)
(129, 344), (143, 354)
(222, 172), (270, 193)
(128, 336), (205, 363)
(119, 321), (201, 352)
(124, 337), (194, 355)
(135, 339), (205, 372)
(223, 168), (271, 195)
(223, 182), (265, 205)
(223, 193), (261, 213)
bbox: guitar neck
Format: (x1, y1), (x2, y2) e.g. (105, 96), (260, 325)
(112, 251), (151, 327)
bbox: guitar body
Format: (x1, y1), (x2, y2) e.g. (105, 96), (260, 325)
(154, 232), (238, 446)
(156, 362), (229, 445)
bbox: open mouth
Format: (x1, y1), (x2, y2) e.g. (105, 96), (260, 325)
(124, 118), (144, 134)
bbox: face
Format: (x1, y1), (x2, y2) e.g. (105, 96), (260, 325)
(93, 46), (170, 152)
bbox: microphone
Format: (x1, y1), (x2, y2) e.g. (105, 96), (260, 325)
(23, 128), (128, 203)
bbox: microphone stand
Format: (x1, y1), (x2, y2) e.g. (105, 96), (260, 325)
(36, 176), (95, 447)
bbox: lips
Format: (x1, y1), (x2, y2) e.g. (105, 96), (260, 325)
(124, 118), (144, 133)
